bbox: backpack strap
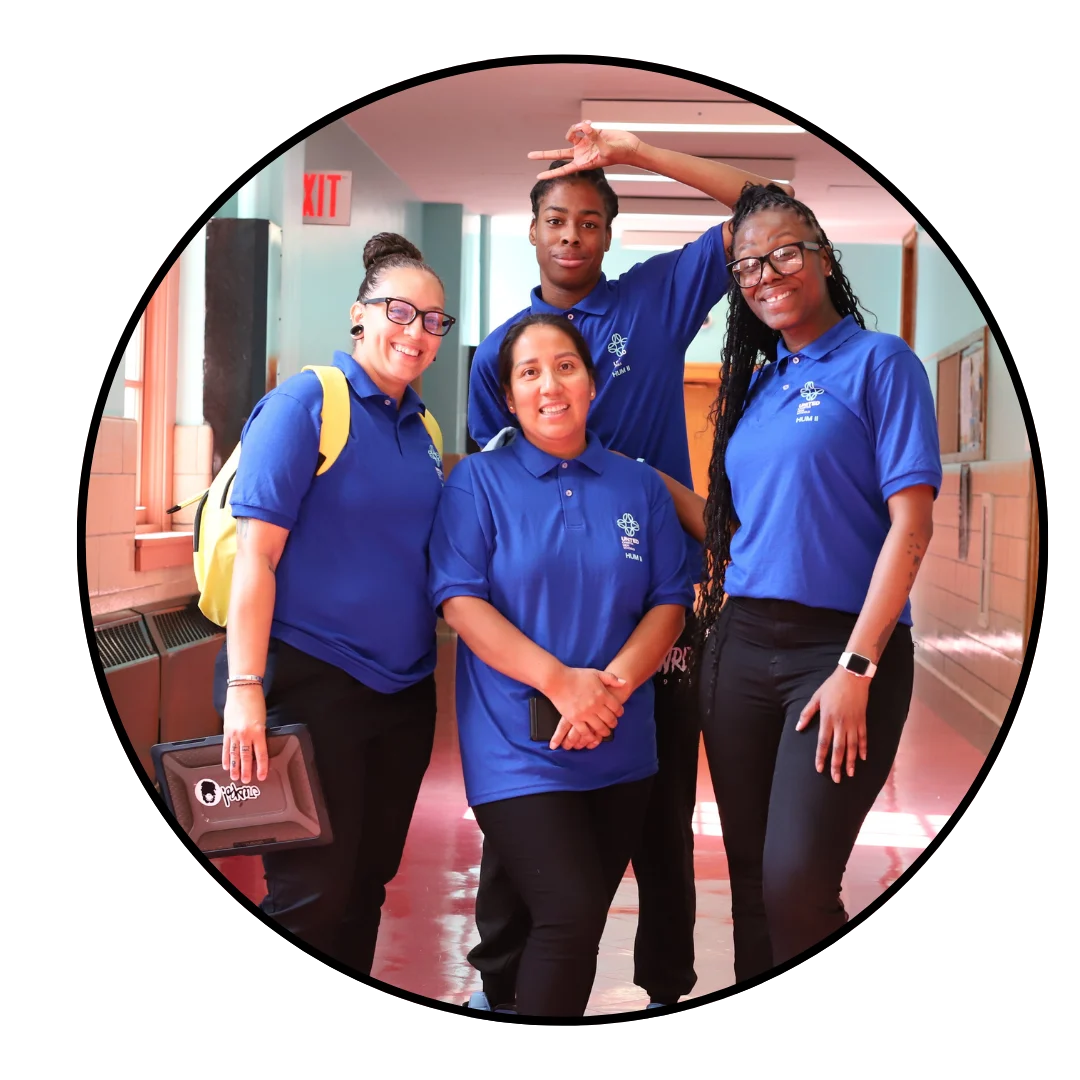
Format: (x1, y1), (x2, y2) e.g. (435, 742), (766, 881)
(420, 407), (443, 458)
(303, 365), (351, 476)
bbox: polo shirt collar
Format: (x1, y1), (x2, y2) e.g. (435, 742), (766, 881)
(332, 350), (424, 416)
(529, 275), (613, 317)
(775, 314), (861, 363)
(511, 429), (608, 477)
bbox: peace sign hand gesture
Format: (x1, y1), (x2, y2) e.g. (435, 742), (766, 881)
(528, 120), (642, 180)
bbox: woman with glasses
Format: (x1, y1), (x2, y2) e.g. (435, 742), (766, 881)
(655, 184), (941, 982)
(213, 232), (455, 975)
(430, 314), (693, 1016)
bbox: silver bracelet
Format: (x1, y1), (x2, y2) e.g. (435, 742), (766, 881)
(227, 674), (264, 688)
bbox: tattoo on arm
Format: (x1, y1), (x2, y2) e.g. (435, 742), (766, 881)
(904, 529), (926, 587)
(235, 516), (278, 574)
(872, 529), (928, 659)
(874, 610), (904, 659)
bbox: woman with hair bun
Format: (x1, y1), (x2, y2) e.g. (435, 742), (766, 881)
(213, 231), (456, 974)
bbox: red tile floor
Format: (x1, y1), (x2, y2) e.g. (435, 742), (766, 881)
(215, 635), (988, 1014)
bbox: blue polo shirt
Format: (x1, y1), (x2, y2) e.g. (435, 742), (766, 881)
(229, 350), (444, 693)
(724, 316), (942, 624)
(429, 432), (694, 807)
(467, 225), (731, 580)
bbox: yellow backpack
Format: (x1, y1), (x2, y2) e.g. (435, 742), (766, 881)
(169, 365), (443, 627)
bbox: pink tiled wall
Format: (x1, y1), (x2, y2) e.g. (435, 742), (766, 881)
(911, 459), (1034, 733)
(85, 417), (199, 616)
(171, 424), (214, 526)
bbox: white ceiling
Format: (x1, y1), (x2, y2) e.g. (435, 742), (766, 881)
(345, 62), (916, 246)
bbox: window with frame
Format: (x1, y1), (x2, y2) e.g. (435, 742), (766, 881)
(124, 264), (193, 571)
(122, 314), (145, 506)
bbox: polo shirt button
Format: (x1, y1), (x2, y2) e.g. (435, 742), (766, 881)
(792, 358), (800, 364)
(384, 398), (392, 405)
(560, 462), (568, 468)
(566, 313), (574, 320)
(565, 489), (573, 496)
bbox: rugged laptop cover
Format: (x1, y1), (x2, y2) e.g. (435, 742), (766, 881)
(151, 724), (333, 857)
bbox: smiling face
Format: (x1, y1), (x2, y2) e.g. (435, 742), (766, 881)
(732, 208), (838, 351)
(505, 323), (595, 458)
(529, 180), (612, 303)
(349, 266), (446, 400)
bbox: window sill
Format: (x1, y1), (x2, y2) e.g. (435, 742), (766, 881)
(134, 530), (193, 572)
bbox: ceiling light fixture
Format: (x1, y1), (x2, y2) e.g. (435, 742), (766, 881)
(592, 122), (803, 134)
(621, 229), (705, 251)
(606, 157), (796, 185)
(582, 100), (804, 135)
(607, 173), (793, 185)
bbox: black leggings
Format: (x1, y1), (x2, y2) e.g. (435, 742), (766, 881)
(472, 777), (653, 1017)
(468, 614), (701, 1007)
(213, 639), (436, 976)
(699, 597), (913, 982)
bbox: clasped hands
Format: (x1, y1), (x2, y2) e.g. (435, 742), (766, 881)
(544, 664), (628, 751)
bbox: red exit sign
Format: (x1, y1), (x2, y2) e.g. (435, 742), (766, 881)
(303, 171), (352, 225)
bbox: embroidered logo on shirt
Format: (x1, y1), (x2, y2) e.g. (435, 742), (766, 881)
(796, 380), (825, 422)
(617, 513), (644, 562)
(428, 442), (444, 481)
(608, 333), (632, 378)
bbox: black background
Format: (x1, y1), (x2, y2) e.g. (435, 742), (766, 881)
(82, 54), (1045, 1032)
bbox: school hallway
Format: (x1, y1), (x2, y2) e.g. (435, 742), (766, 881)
(213, 628), (988, 1014)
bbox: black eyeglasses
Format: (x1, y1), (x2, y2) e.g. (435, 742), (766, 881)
(727, 241), (823, 288)
(365, 297), (457, 337)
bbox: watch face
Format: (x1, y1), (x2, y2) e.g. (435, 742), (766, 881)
(846, 653), (871, 676)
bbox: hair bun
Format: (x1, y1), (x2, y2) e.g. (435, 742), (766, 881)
(363, 232), (423, 271)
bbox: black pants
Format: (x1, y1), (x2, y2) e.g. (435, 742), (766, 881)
(699, 597), (913, 982)
(472, 778), (653, 1017)
(213, 639), (436, 976)
(468, 615), (701, 1006)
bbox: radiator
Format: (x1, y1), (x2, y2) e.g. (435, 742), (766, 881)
(93, 609), (161, 779)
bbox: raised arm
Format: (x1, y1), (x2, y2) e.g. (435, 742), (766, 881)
(529, 120), (794, 252)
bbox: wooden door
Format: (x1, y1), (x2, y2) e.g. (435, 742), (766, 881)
(683, 363), (721, 497)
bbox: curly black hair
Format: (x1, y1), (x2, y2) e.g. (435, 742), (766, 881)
(529, 162), (619, 226)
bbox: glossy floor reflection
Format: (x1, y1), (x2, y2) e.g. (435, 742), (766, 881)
(215, 634), (988, 1014)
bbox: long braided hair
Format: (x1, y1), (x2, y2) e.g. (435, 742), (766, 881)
(695, 184), (869, 648)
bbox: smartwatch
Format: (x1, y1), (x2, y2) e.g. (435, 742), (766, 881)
(838, 651), (877, 679)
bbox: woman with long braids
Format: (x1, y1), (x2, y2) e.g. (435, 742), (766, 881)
(656, 183), (941, 981)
